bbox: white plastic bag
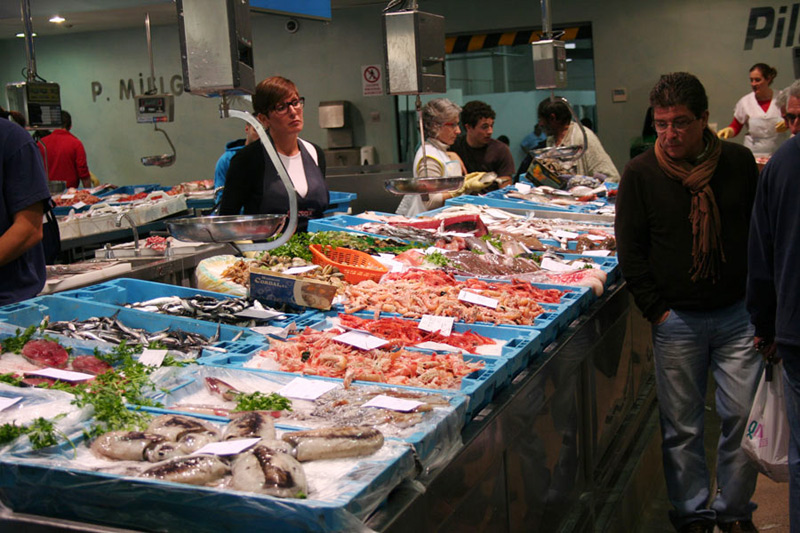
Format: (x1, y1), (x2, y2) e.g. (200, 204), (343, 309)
(741, 361), (790, 482)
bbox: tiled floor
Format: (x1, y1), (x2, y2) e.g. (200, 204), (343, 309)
(636, 379), (791, 532)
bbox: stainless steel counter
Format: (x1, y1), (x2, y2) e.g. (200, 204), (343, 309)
(366, 281), (655, 532)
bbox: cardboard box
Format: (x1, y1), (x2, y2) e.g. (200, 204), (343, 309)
(249, 266), (337, 310)
(526, 160), (569, 189)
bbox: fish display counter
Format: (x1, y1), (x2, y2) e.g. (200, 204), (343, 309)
(0, 201), (660, 531)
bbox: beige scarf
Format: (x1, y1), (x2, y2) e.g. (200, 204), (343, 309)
(655, 128), (724, 282)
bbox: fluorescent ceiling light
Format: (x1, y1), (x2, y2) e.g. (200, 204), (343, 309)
(565, 43), (576, 49)
(15, 32), (36, 38)
(565, 58), (573, 62)
(49, 15), (65, 23)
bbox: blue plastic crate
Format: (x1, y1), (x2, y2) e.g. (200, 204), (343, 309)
(145, 365), (469, 469)
(95, 184), (161, 198)
(200, 339), (510, 422)
(324, 191), (357, 215)
(0, 295), (256, 352)
(0, 409), (415, 532)
(57, 278), (322, 330)
(313, 310), (542, 380)
(532, 252), (620, 286)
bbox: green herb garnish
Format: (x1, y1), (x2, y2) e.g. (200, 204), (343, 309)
(0, 414), (74, 451)
(425, 251), (451, 267)
(233, 391), (292, 413)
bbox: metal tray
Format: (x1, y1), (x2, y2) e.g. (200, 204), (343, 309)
(166, 214), (286, 243)
(385, 176), (464, 195)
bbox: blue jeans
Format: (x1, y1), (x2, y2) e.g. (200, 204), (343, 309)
(652, 300), (762, 529)
(779, 350), (800, 533)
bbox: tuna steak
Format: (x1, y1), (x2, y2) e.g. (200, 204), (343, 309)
(21, 340), (69, 369)
(71, 355), (113, 375)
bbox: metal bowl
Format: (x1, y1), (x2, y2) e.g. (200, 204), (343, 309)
(141, 154), (176, 167)
(385, 176), (465, 195)
(532, 144), (585, 162)
(166, 214), (287, 243)
(48, 181), (66, 194)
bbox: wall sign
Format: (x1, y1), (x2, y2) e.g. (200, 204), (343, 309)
(745, 4), (800, 49)
(362, 65), (383, 97)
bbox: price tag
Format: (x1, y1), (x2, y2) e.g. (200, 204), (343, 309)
(414, 341), (462, 353)
(139, 349), (168, 367)
(591, 201), (606, 207)
(60, 193), (75, 200)
(515, 182), (532, 194)
(0, 397), (23, 412)
(192, 438), (260, 456)
(236, 308), (285, 320)
(363, 394), (423, 412)
(418, 314), (455, 337)
(27, 368), (94, 382)
(333, 331), (388, 350)
(251, 322), (296, 339)
(423, 246), (451, 255)
(584, 234), (608, 241)
(553, 230), (579, 240)
(278, 377), (339, 400)
(540, 257), (576, 272)
(582, 250), (611, 257)
(283, 265), (320, 275)
(458, 290), (499, 309)
(72, 201), (87, 209)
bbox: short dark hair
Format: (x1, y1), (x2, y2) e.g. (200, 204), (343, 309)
(537, 97), (571, 125)
(253, 76), (298, 115)
(649, 72), (708, 118)
(460, 100), (495, 128)
(61, 110), (72, 130)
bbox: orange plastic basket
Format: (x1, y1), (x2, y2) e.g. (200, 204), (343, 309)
(309, 244), (388, 284)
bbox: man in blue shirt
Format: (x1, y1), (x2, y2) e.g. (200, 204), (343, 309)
(0, 117), (52, 304)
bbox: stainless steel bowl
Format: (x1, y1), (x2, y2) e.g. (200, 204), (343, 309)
(166, 214), (287, 243)
(385, 176), (465, 195)
(141, 154), (176, 167)
(532, 144), (585, 162)
(48, 181), (67, 195)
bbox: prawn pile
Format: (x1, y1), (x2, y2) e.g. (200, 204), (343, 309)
(344, 269), (562, 325)
(254, 328), (484, 389)
(337, 313), (495, 352)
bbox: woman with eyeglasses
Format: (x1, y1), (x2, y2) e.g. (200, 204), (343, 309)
(219, 76), (328, 231)
(717, 63), (788, 157)
(396, 98), (467, 217)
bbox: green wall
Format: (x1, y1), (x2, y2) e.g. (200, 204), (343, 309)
(1, 0), (796, 185)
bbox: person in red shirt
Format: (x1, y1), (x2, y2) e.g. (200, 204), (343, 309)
(37, 110), (91, 188)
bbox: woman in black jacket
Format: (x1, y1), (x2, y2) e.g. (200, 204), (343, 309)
(219, 76), (328, 231)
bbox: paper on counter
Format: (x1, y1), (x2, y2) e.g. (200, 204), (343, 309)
(192, 438), (260, 456)
(278, 377), (339, 401)
(363, 395), (423, 412)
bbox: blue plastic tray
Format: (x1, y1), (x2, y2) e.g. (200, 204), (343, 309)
(95, 184), (161, 198)
(307, 214), (392, 238)
(145, 365), (469, 468)
(57, 278), (323, 331)
(312, 310), (543, 379)
(0, 409), (415, 532)
(324, 191), (357, 215)
(200, 339), (511, 422)
(0, 295), (257, 354)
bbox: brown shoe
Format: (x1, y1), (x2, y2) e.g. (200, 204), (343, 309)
(717, 520), (758, 533)
(679, 521), (711, 533)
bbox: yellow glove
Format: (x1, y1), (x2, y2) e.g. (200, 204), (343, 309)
(463, 172), (489, 193)
(776, 120), (789, 133)
(717, 127), (735, 139)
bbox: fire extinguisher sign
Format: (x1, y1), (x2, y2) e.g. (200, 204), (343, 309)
(362, 65), (383, 97)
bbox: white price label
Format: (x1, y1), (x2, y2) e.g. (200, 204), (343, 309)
(27, 368), (94, 382)
(414, 341), (463, 353)
(582, 250), (612, 257)
(362, 394), (423, 412)
(251, 322), (296, 339)
(458, 290), (499, 309)
(418, 314), (455, 337)
(60, 193), (75, 200)
(423, 246), (451, 255)
(278, 377), (339, 400)
(514, 182), (532, 194)
(192, 438), (261, 456)
(553, 230), (580, 240)
(0, 397), (23, 412)
(333, 331), (388, 350)
(139, 349), (168, 367)
(236, 308), (285, 320)
(540, 257), (576, 272)
(72, 201), (87, 209)
(584, 234), (608, 241)
(283, 265), (320, 275)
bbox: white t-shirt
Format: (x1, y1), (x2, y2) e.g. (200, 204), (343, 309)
(732, 92), (788, 156)
(276, 139), (318, 198)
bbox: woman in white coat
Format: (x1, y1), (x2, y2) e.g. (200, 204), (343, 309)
(717, 63), (788, 156)
(395, 99), (467, 217)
